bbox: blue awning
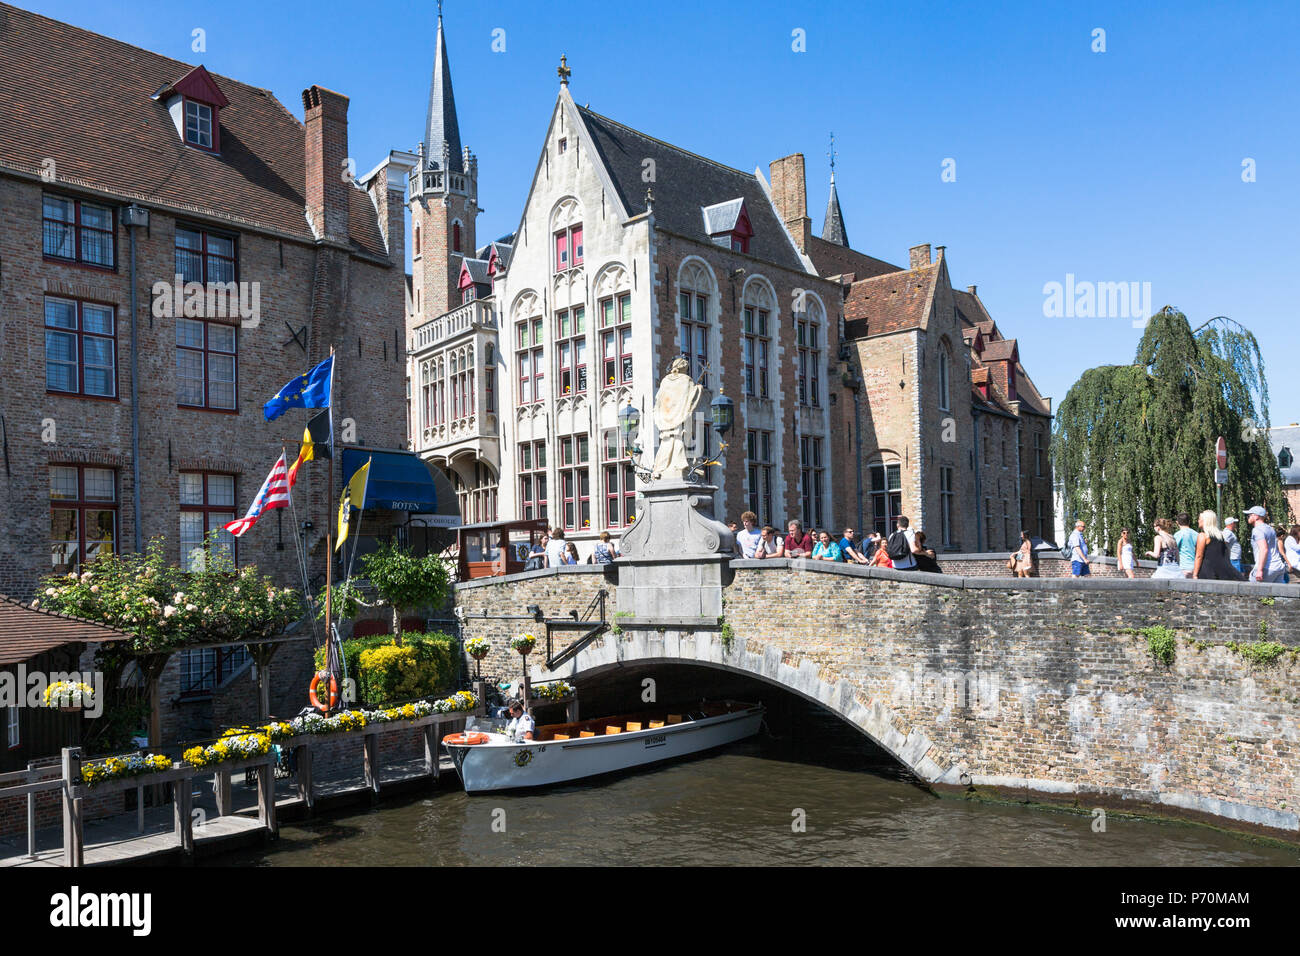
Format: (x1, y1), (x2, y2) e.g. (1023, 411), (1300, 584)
(341, 448), (439, 513)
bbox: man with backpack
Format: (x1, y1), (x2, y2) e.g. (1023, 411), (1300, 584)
(886, 516), (918, 570)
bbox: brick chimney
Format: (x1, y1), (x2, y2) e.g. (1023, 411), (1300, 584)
(909, 243), (932, 270)
(769, 153), (812, 251)
(303, 85), (351, 243)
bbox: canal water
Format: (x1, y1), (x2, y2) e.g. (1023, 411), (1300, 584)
(215, 697), (1298, 867)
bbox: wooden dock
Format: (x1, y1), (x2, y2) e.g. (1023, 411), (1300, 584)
(0, 711), (470, 867)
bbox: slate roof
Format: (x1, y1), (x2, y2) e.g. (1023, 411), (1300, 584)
(575, 106), (806, 272)
(461, 257), (491, 286)
(701, 198), (746, 236)
(1269, 425), (1300, 486)
(0, 595), (131, 666)
(0, 3), (386, 259)
(842, 264), (940, 338)
(423, 12), (463, 173)
(822, 174), (848, 246)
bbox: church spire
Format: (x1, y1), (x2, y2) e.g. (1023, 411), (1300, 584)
(822, 132), (848, 247)
(424, 5), (463, 173)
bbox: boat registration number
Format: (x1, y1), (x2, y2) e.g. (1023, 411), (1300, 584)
(644, 733), (667, 749)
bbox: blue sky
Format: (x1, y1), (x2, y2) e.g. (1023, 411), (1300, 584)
(30, 0), (1300, 425)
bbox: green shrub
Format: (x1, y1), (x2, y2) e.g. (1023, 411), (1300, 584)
(1235, 641), (1287, 666)
(315, 632), (458, 706)
(1141, 625), (1176, 665)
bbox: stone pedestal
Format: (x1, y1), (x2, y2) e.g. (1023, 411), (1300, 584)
(616, 480), (733, 622)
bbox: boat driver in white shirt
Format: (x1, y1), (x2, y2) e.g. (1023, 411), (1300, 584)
(506, 699), (535, 741)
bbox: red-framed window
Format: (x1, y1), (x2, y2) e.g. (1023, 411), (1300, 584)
(175, 225), (236, 284)
(554, 224), (583, 272)
(45, 296), (116, 398)
(184, 98), (217, 151)
(801, 437), (825, 530)
(742, 307), (770, 398)
(49, 465), (116, 575)
(485, 368), (495, 413)
(559, 434), (591, 531)
(602, 429), (637, 528)
(599, 294), (632, 388)
(869, 462), (902, 538)
(413, 225), (421, 257)
(515, 318), (544, 404)
(455, 462), (498, 524)
(450, 354), (473, 420)
(746, 429), (773, 526)
(42, 194), (115, 269)
(556, 306), (587, 396)
(678, 290), (709, 387)
(179, 472), (236, 572)
(177, 318), (237, 410)
(519, 441), (548, 522)
(797, 314), (821, 407)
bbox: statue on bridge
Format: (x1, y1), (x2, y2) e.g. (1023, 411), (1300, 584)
(650, 356), (703, 482)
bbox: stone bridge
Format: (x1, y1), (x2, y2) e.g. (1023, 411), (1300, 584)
(454, 560), (1300, 841)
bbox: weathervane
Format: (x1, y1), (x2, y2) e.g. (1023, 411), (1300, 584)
(557, 54), (571, 87)
(828, 131), (837, 177)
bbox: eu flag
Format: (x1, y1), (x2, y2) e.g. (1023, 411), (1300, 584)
(264, 356), (333, 421)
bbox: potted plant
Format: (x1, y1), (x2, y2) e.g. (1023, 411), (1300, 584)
(465, 636), (490, 680)
(510, 633), (537, 656)
(44, 680), (94, 714)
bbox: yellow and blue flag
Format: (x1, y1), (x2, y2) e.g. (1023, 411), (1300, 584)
(264, 356), (333, 421)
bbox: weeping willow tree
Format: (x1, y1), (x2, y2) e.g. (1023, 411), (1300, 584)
(1053, 307), (1286, 553)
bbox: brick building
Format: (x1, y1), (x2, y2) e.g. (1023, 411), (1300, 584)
(0, 5), (408, 739)
(407, 22), (1054, 555)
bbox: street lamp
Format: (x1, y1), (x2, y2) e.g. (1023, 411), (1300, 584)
(710, 387), (734, 437)
(619, 401), (641, 454)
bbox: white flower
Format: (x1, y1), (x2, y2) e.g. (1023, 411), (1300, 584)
(173, 592), (185, 603)
(163, 605), (177, 618)
(90, 585), (100, 594)
(45, 587), (56, 596)
(30, 599), (40, 609)
(185, 604), (197, 612)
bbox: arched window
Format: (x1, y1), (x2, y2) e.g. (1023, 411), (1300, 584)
(413, 225), (421, 256)
(796, 295), (824, 407)
(677, 260), (715, 387)
(938, 346), (951, 412)
(741, 278), (776, 398)
(452, 221), (461, 254)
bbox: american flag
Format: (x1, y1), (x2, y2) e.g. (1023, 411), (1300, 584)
(223, 453), (290, 537)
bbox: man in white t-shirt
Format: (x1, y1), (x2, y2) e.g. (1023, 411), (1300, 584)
(734, 511), (762, 559)
(545, 528), (568, 568)
(888, 516), (918, 570)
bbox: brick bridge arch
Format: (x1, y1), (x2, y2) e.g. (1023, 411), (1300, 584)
(531, 628), (963, 787)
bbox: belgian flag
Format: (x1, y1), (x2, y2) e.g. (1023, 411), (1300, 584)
(287, 409), (332, 489)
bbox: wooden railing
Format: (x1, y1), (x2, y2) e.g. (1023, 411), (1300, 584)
(0, 704), (483, 867)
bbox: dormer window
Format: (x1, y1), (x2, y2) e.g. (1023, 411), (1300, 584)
(153, 65), (229, 154)
(701, 198), (753, 255)
(185, 100), (213, 149)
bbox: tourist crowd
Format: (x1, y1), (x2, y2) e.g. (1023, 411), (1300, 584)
(1064, 505), (1298, 583)
(729, 512), (944, 573)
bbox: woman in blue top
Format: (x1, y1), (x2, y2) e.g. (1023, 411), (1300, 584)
(1173, 513), (1198, 575)
(812, 530), (843, 562)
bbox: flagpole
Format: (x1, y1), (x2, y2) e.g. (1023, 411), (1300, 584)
(324, 345), (337, 716)
(284, 443), (318, 646)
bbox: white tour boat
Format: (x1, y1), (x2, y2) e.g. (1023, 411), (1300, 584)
(442, 699), (765, 793)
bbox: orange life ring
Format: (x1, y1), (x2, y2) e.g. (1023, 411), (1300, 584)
(308, 671), (339, 712)
(444, 731), (490, 746)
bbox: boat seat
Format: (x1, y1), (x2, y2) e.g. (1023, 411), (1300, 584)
(552, 734), (570, 740)
(605, 725), (622, 735)
(648, 720), (665, 729)
(579, 731), (596, 738)
(626, 721), (642, 732)
(666, 714), (683, 724)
